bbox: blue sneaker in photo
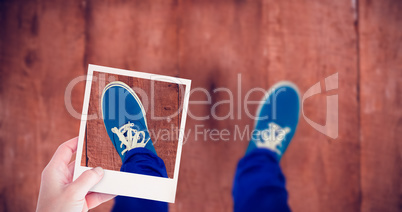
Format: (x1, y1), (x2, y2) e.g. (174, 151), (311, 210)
(101, 81), (157, 161)
(246, 81), (301, 161)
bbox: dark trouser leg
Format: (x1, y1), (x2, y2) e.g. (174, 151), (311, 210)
(232, 148), (290, 212)
(112, 148), (168, 212)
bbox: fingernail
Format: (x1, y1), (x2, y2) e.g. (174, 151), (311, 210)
(93, 167), (104, 176)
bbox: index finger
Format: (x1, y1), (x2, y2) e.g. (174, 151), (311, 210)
(49, 137), (79, 166)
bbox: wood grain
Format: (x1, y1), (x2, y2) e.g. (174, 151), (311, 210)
(174, 1), (268, 211)
(175, 0), (361, 212)
(0, 0), (86, 211)
(359, 0), (402, 211)
(263, 1), (361, 211)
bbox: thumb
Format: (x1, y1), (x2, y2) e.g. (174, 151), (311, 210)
(68, 167), (104, 200)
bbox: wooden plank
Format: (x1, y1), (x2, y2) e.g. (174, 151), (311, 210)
(85, 72), (124, 171)
(174, 1), (269, 211)
(151, 81), (183, 179)
(0, 0), (86, 211)
(175, 0), (360, 211)
(83, 0), (179, 76)
(359, 0), (402, 211)
(262, 1), (361, 211)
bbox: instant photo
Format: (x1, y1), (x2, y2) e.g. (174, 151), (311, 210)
(73, 64), (191, 203)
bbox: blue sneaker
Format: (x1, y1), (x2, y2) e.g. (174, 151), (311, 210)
(101, 81), (157, 161)
(246, 81), (301, 160)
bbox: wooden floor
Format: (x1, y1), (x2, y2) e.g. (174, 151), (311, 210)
(1, 0), (401, 211)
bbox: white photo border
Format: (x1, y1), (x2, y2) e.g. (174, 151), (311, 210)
(73, 64), (191, 203)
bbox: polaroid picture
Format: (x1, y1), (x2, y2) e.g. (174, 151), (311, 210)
(73, 64), (191, 203)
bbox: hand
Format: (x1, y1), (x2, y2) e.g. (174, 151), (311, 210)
(36, 137), (115, 212)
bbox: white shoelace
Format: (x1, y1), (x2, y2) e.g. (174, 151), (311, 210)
(255, 123), (290, 154)
(111, 122), (150, 155)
